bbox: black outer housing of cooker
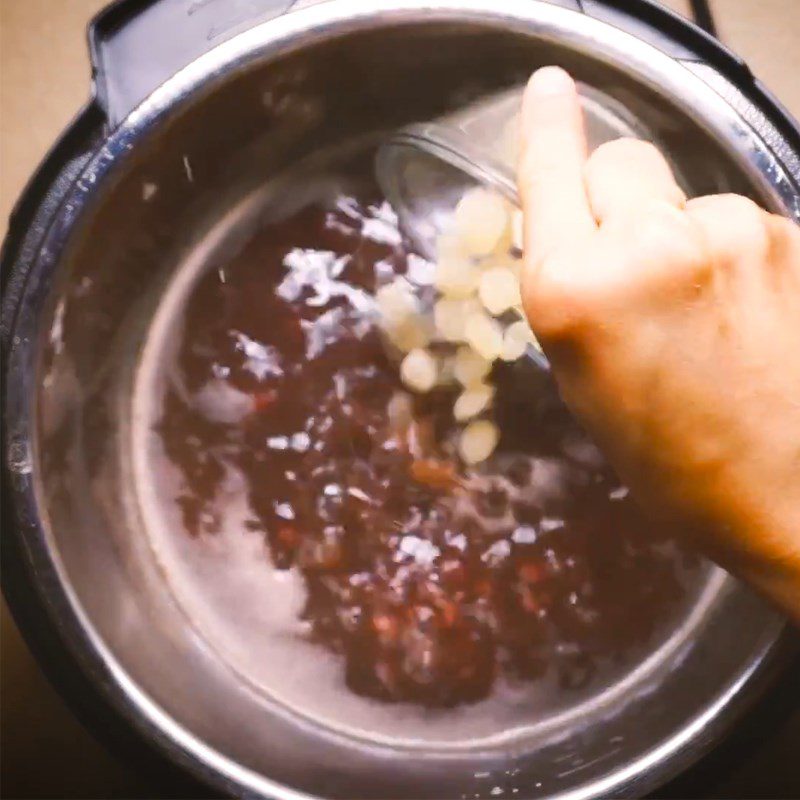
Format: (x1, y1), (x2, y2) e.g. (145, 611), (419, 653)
(2, 0), (799, 797)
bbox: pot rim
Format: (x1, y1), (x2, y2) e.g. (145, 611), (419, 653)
(3, 2), (797, 798)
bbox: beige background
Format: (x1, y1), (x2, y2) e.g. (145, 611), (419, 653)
(1, 1), (799, 797)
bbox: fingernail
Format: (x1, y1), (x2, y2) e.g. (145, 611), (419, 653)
(527, 66), (575, 96)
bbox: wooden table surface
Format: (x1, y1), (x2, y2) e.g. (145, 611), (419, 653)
(1, 1), (798, 797)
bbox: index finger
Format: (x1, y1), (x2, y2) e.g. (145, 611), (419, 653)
(517, 67), (596, 267)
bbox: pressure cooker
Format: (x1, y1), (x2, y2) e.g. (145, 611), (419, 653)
(2, 1), (799, 798)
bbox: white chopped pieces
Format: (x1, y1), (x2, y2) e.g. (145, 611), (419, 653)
(482, 253), (521, 279)
(478, 266), (522, 316)
(376, 278), (418, 326)
(464, 311), (504, 361)
(511, 209), (524, 251)
(453, 346), (492, 386)
(454, 383), (494, 421)
(436, 231), (468, 261)
(437, 355), (457, 386)
(387, 391), (414, 431)
(377, 277), (432, 352)
(502, 319), (535, 361)
(373, 180), (536, 465)
(435, 254), (479, 298)
(452, 188), (509, 256)
(405, 253), (436, 286)
(385, 314), (431, 352)
(400, 348), (438, 393)
(459, 420), (500, 464)
(434, 297), (469, 342)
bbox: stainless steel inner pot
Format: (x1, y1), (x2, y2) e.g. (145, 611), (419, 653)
(4, 1), (798, 798)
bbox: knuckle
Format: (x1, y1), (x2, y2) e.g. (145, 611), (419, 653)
(635, 206), (709, 277)
(586, 140), (684, 216)
(599, 208), (710, 299)
(765, 213), (800, 265)
(710, 193), (764, 221)
(638, 202), (693, 248)
(522, 254), (602, 343)
(587, 137), (662, 174)
(688, 194), (770, 260)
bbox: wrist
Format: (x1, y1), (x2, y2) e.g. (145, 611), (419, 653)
(704, 458), (800, 622)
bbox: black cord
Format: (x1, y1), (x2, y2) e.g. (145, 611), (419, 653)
(689, 0), (718, 38)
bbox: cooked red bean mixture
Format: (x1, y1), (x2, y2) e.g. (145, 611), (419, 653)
(158, 164), (697, 708)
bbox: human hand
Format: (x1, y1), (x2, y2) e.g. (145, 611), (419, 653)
(517, 66), (800, 620)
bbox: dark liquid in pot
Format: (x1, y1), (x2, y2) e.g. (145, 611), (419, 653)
(156, 151), (698, 708)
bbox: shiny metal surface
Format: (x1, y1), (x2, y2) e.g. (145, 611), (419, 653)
(3, 1), (798, 798)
